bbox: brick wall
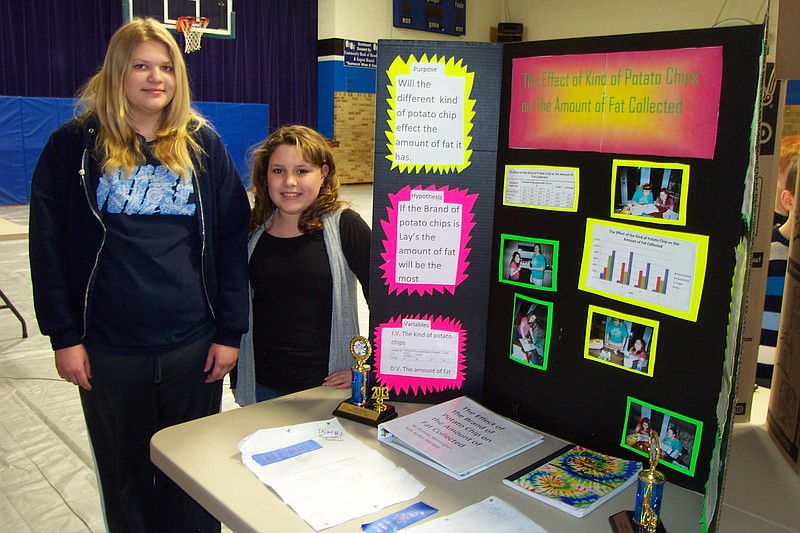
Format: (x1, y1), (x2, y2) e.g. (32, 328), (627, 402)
(332, 92), (376, 184)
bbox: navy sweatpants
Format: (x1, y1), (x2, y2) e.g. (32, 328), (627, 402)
(80, 331), (222, 533)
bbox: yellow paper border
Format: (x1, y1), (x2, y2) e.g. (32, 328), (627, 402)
(577, 218), (708, 322)
(501, 164), (580, 212)
(609, 159), (690, 226)
(583, 304), (660, 377)
(384, 54), (475, 174)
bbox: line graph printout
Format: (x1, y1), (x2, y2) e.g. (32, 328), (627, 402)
(578, 219), (709, 321)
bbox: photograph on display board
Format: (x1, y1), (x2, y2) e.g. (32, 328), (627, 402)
(499, 234), (559, 291)
(621, 397), (702, 477)
(609, 159), (690, 226)
(509, 294), (552, 370)
(584, 305), (658, 376)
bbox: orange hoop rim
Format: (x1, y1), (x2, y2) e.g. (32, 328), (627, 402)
(176, 16), (209, 33)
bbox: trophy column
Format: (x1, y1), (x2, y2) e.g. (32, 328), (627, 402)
(333, 336), (398, 426)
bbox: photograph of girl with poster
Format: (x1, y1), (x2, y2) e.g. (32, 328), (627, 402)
(509, 294), (553, 370)
(499, 234), (559, 292)
(610, 159), (690, 226)
(584, 305), (659, 376)
(621, 397), (702, 476)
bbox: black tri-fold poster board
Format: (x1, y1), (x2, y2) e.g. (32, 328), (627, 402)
(367, 25), (764, 531)
(368, 41), (502, 403)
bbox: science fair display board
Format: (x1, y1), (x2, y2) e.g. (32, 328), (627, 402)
(367, 25), (764, 531)
(368, 41), (503, 403)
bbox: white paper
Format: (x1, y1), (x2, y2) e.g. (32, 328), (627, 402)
(504, 165), (578, 211)
(295, 468), (425, 531)
(393, 62), (465, 166)
(239, 419), (424, 531)
(581, 221), (702, 315)
(267, 450), (395, 502)
(239, 419), (362, 484)
(378, 396), (543, 479)
(630, 203), (659, 216)
(406, 496), (547, 533)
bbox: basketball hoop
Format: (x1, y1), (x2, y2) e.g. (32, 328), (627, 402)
(176, 16), (209, 54)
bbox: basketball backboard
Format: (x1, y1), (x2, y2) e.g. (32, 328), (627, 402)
(123, 0), (236, 38)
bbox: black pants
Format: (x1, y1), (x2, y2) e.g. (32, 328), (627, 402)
(80, 331), (221, 533)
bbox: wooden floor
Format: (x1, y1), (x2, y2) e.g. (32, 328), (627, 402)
(0, 184), (373, 532)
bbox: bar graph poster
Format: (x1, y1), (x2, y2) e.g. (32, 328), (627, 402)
(577, 218), (709, 321)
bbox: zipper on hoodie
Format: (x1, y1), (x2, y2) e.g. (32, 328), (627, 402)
(193, 172), (216, 319)
(79, 141), (107, 340)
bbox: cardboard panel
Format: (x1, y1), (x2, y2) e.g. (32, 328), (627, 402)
(369, 41), (502, 402)
(484, 26), (763, 505)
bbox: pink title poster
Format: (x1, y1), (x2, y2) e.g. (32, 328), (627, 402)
(509, 47), (723, 159)
(374, 314), (467, 395)
(379, 185), (478, 296)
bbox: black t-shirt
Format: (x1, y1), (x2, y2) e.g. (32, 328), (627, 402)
(249, 209), (370, 393)
(85, 153), (211, 354)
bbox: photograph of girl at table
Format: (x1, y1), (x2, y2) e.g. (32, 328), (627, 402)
(509, 251), (522, 281)
(622, 398), (700, 474)
(509, 295), (551, 369)
(498, 235), (558, 291)
(631, 183), (654, 204)
(654, 188), (679, 220)
(626, 337), (649, 372)
(605, 316), (629, 351)
(232, 125), (371, 405)
(610, 160), (687, 225)
(585, 308), (656, 375)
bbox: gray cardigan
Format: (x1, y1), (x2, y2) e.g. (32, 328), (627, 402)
(235, 209), (360, 406)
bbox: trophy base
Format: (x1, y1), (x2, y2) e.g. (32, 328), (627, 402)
(608, 510), (667, 533)
(333, 400), (398, 427)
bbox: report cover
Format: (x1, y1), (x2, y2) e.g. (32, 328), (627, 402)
(378, 396), (543, 480)
(503, 444), (641, 517)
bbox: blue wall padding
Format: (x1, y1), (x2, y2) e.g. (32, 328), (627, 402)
(0, 97), (25, 205)
(317, 58), (377, 140)
(0, 96), (268, 205)
(335, 62), (377, 94)
(787, 80), (799, 105)
(317, 60), (336, 139)
(0, 97), (76, 205)
(193, 101), (269, 187)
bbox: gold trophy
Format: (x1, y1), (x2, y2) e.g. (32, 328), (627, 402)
(332, 336), (398, 426)
(610, 431), (665, 533)
(349, 336), (371, 406)
(633, 431), (666, 532)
